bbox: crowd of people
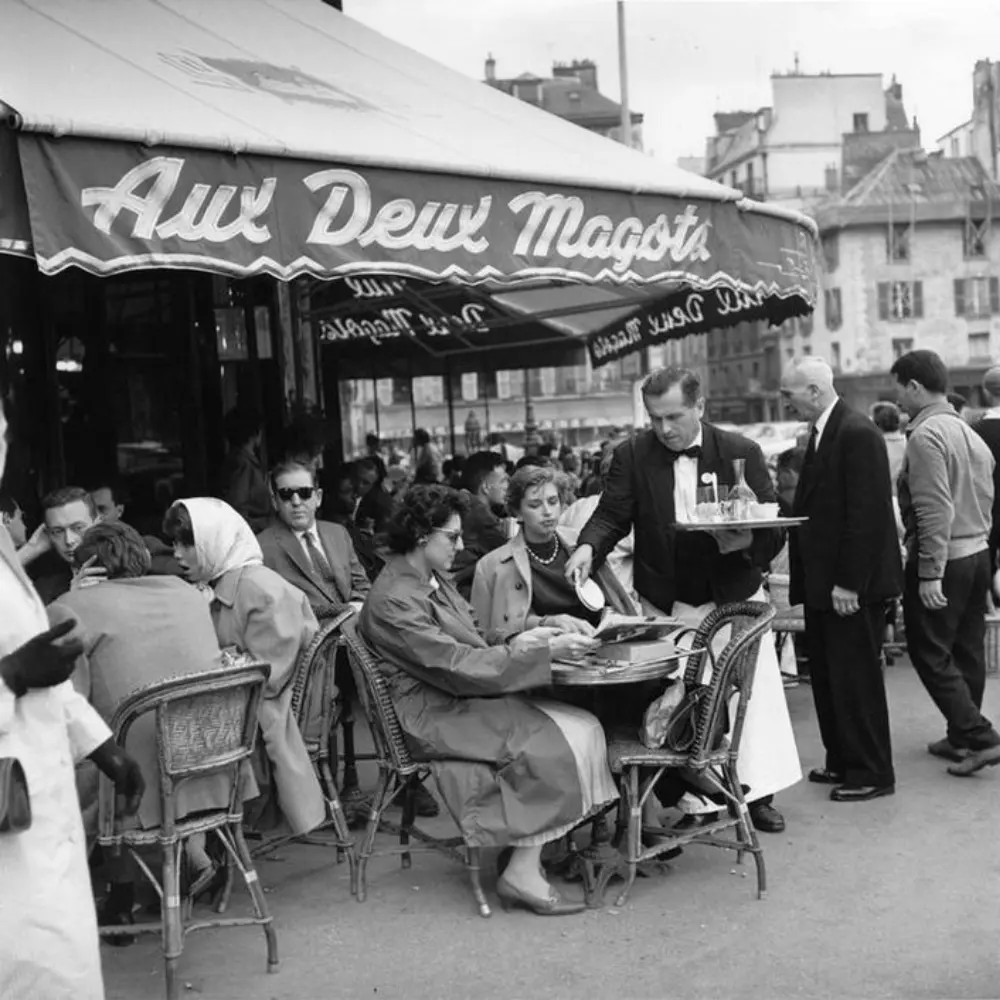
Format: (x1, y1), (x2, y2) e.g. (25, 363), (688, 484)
(3, 347), (1000, 994)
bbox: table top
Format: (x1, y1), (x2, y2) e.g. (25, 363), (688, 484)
(551, 651), (689, 686)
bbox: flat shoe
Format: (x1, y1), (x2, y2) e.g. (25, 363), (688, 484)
(928, 738), (971, 763)
(749, 803), (786, 833)
(946, 744), (1000, 776)
(808, 767), (845, 785)
(671, 812), (718, 831)
(495, 876), (585, 916)
(829, 784), (894, 802)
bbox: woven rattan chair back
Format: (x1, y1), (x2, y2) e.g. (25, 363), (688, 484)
(340, 617), (417, 775)
(290, 610), (353, 756)
(684, 601), (775, 768)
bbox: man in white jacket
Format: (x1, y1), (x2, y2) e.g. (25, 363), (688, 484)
(0, 396), (144, 1000)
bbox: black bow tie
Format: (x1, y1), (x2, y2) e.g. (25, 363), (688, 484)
(669, 445), (702, 460)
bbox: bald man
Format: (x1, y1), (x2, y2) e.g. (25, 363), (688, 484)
(780, 357), (902, 802)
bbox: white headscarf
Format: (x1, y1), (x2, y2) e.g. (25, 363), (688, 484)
(172, 497), (263, 585)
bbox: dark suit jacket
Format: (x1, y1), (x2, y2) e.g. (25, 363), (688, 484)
(577, 423), (784, 612)
(790, 400), (902, 609)
(258, 518), (371, 611)
(452, 493), (508, 599)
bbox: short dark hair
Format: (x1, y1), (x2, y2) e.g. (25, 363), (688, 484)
(354, 457), (380, 481)
(775, 446), (807, 475)
(90, 479), (130, 506)
(641, 367), (702, 406)
(269, 459), (317, 492)
(515, 455), (551, 471)
(42, 486), (97, 518)
(890, 350), (949, 395)
(413, 428), (431, 447)
(461, 451), (507, 494)
(224, 406), (263, 450)
(383, 484), (469, 555)
(162, 502), (195, 547)
(506, 464), (569, 517)
(871, 402), (902, 433)
(74, 522), (150, 579)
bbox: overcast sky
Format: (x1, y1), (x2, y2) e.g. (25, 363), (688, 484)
(347, 0), (998, 166)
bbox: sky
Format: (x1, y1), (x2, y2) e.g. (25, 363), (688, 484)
(347, 0), (999, 166)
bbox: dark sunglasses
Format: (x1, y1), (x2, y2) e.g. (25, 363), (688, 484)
(276, 486), (316, 502)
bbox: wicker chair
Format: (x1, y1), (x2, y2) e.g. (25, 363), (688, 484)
(600, 601), (776, 908)
(339, 617), (491, 918)
(766, 571), (805, 675)
(96, 661), (278, 1000)
(246, 611), (357, 893)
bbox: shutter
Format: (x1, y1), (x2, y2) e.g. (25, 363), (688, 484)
(991, 277), (1000, 314)
(954, 278), (966, 316)
(913, 281), (924, 319)
(877, 282), (889, 320)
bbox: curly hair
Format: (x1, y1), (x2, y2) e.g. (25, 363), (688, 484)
(74, 522), (151, 579)
(383, 484), (469, 555)
(506, 464), (571, 517)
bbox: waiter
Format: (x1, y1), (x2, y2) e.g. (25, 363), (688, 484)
(0, 391), (144, 999)
(566, 367), (801, 834)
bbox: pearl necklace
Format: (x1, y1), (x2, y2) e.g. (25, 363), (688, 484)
(525, 536), (560, 566)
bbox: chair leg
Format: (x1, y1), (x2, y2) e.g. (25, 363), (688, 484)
(466, 846), (492, 918)
(728, 763), (766, 900)
(229, 822), (280, 972)
(320, 752), (358, 895)
(161, 839), (184, 1000)
(400, 777), (416, 870)
(356, 767), (394, 903)
(613, 766), (642, 908)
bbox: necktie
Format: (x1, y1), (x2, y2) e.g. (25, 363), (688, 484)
(303, 530), (334, 583)
(803, 425), (818, 467)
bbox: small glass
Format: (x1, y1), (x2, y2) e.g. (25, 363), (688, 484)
(694, 486), (722, 523)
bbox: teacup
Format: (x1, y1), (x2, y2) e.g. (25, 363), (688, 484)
(750, 502), (780, 520)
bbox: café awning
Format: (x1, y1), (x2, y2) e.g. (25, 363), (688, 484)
(0, 0), (818, 364)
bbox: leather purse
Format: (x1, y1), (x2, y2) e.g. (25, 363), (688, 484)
(0, 758), (31, 833)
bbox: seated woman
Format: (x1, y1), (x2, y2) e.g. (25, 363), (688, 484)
(359, 485), (616, 916)
(53, 521), (258, 922)
(162, 498), (326, 839)
(471, 464), (636, 642)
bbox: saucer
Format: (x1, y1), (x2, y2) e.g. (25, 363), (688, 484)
(576, 577), (606, 612)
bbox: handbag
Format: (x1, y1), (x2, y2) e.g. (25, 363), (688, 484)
(0, 757), (31, 833)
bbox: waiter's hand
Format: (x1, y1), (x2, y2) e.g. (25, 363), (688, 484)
(565, 544), (594, 585)
(831, 585), (860, 617)
(704, 527), (753, 554)
(919, 579), (948, 611)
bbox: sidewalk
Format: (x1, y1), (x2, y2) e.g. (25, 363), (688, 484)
(104, 660), (1000, 1000)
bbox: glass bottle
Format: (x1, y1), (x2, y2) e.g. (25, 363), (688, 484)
(728, 458), (758, 520)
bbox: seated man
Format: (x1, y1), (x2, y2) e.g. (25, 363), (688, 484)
(258, 459), (371, 613)
(90, 479), (184, 577)
(52, 521), (255, 922)
(20, 487), (100, 604)
(451, 450), (510, 600)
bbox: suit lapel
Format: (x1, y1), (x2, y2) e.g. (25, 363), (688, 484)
(276, 522), (338, 604)
(796, 400), (845, 508)
(697, 421), (727, 487)
(509, 533), (532, 589)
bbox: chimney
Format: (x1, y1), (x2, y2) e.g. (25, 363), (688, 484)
(553, 59), (597, 90)
(485, 53), (496, 82)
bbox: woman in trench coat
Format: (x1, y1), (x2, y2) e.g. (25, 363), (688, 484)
(163, 497), (325, 837)
(359, 485), (617, 916)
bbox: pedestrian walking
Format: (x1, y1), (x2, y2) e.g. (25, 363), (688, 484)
(891, 350), (1000, 776)
(781, 357), (901, 802)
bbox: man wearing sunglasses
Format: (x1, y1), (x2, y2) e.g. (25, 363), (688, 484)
(258, 460), (371, 613)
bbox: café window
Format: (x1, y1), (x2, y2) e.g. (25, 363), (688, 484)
(460, 372), (479, 402)
(877, 281), (923, 321)
(892, 337), (914, 360)
(969, 331), (992, 361)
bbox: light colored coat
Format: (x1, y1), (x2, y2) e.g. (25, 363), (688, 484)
(54, 576), (257, 830)
(258, 518), (370, 611)
(212, 564), (325, 836)
(0, 526), (109, 1000)
(471, 527), (636, 642)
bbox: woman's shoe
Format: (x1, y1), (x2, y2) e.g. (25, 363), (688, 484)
(495, 876), (586, 916)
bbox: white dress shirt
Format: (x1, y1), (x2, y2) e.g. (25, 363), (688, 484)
(672, 428), (704, 524)
(812, 399), (839, 448)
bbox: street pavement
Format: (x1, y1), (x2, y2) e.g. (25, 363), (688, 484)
(104, 659), (1000, 1000)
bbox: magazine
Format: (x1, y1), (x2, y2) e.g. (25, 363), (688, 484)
(594, 612), (683, 645)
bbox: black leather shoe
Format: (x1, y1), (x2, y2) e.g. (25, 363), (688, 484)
(808, 767), (845, 785)
(749, 802), (786, 833)
(829, 784), (894, 802)
(946, 743), (1000, 776)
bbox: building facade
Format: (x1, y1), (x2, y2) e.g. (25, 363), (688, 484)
(813, 149), (1000, 410)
